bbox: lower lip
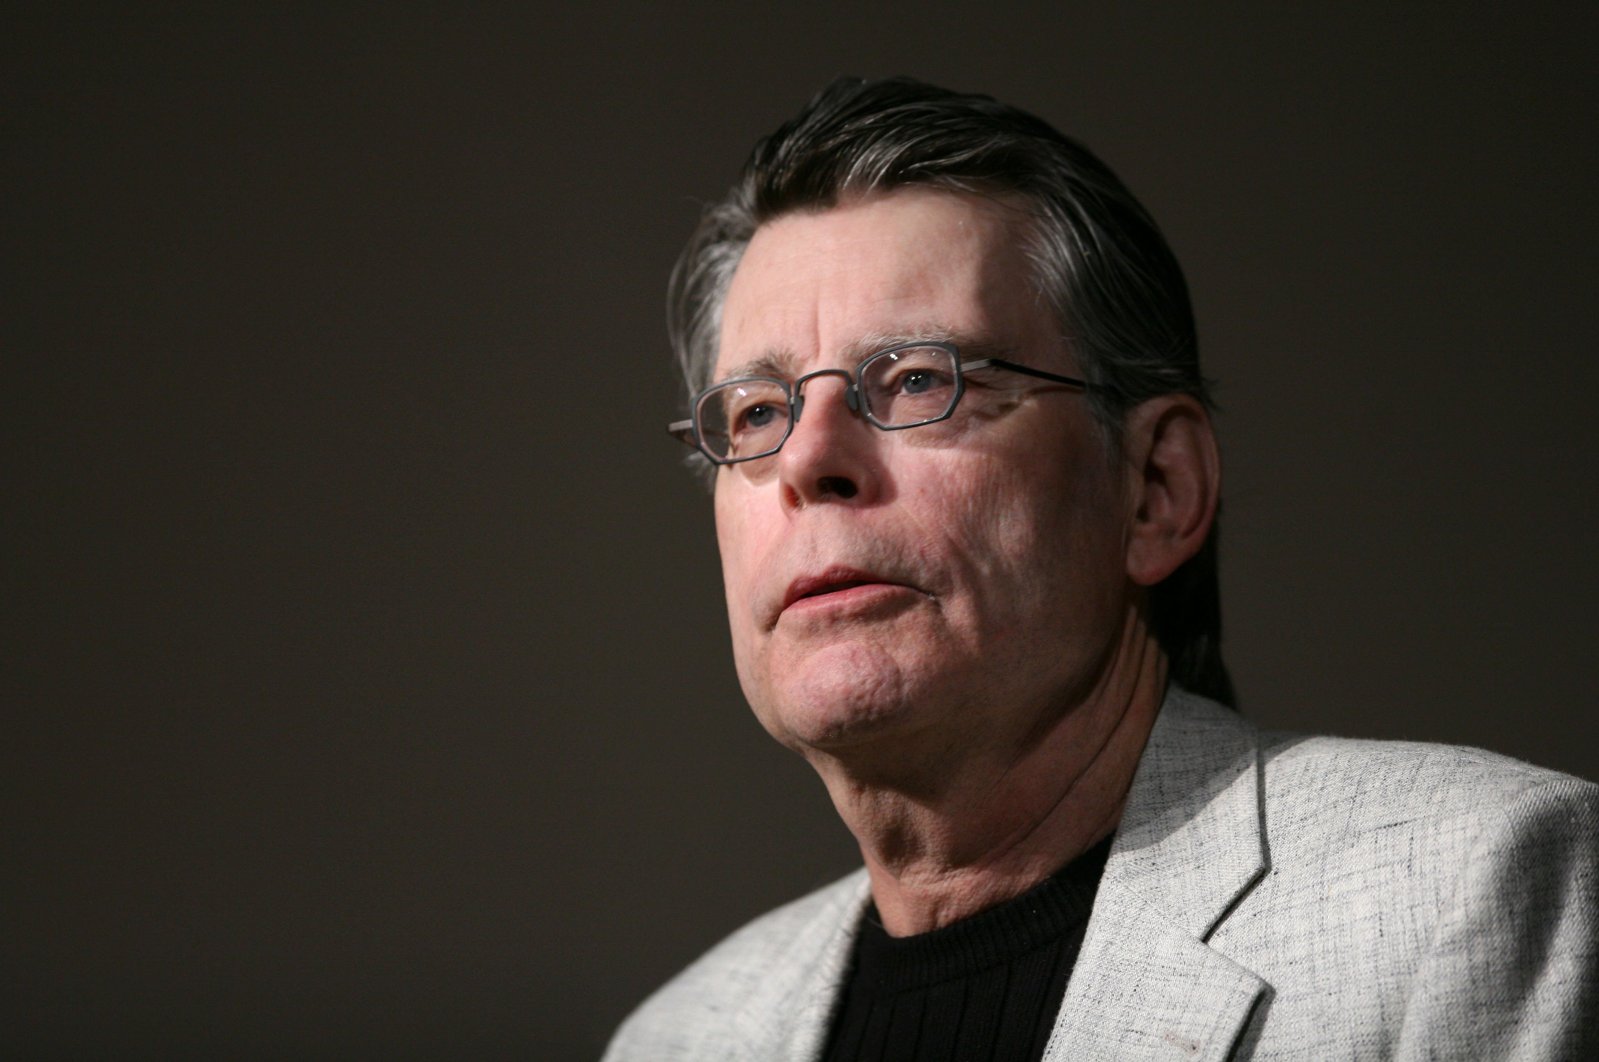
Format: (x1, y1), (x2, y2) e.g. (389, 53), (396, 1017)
(783, 583), (913, 616)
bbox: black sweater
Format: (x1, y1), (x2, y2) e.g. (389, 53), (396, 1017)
(821, 835), (1112, 1062)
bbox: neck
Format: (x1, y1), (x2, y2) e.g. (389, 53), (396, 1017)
(813, 623), (1167, 937)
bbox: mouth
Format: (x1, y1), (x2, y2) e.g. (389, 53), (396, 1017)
(780, 566), (914, 614)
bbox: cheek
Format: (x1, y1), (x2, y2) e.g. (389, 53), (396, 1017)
(713, 489), (749, 603)
(713, 485), (767, 659)
(907, 457), (1054, 570)
(912, 448), (1123, 636)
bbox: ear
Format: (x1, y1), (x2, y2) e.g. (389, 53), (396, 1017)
(1121, 395), (1221, 587)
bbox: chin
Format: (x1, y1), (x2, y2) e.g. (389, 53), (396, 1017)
(747, 642), (929, 754)
(767, 697), (915, 754)
(738, 630), (959, 754)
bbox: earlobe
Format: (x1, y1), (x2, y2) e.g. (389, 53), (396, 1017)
(1123, 396), (1220, 587)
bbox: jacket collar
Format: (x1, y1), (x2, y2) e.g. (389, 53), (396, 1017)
(1105, 687), (1266, 941)
(1045, 686), (1269, 1060)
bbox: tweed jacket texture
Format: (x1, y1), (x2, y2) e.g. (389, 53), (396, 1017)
(605, 689), (1599, 1059)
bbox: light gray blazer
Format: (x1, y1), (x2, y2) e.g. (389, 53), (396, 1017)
(605, 690), (1598, 1059)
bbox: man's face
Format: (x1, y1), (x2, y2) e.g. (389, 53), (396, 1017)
(712, 189), (1135, 769)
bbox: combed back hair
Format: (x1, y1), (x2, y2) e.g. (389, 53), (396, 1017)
(669, 75), (1234, 708)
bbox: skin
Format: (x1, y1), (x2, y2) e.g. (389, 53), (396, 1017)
(712, 188), (1220, 935)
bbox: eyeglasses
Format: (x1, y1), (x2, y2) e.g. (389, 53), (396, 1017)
(667, 341), (1088, 465)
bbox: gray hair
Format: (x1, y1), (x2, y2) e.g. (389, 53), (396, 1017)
(668, 76), (1234, 707)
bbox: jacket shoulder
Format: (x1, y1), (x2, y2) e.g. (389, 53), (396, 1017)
(1227, 729), (1598, 1057)
(603, 869), (868, 1060)
(1257, 727), (1596, 834)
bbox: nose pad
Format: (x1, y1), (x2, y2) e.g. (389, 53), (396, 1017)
(791, 368), (862, 424)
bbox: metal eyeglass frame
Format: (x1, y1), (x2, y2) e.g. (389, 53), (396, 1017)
(666, 340), (1090, 466)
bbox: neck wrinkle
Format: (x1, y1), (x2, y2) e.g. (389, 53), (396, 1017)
(837, 614), (1166, 936)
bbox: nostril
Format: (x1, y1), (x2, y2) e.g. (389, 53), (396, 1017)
(818, 476), (858, 499)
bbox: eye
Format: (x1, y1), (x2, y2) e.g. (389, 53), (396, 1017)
(882, 365), (955, 396)
(721, 386), (790, 438)
(737, 403), (781, 431)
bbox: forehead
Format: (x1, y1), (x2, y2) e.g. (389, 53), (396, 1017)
(715, 189), (1048, 380)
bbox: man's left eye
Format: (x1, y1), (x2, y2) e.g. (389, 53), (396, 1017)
(895, 370), (955, 395)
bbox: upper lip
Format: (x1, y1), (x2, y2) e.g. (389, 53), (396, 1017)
(780, 566), (904, 612)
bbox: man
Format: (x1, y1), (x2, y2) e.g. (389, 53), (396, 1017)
(607, 77), (1597, 1060)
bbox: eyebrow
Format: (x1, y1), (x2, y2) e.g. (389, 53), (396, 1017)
(715, 326), (1015, 383)
(715, 351), (799, 383)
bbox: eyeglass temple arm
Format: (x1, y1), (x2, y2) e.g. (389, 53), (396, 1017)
(669, 419), (733, 454)
(959, 357), (1089, 390)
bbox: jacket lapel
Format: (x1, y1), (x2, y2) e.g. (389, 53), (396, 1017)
(723, 873), (871, 1061)
(1046, 689), (1270, 1060)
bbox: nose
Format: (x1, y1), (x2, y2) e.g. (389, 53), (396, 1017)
(775, 370), (881, 509)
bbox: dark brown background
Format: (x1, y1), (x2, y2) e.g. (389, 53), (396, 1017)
(7, 4), (1596, 1058)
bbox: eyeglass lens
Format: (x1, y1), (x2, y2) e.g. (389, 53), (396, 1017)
(859, 345), (960, 427)
(694, 345), (960, 461)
